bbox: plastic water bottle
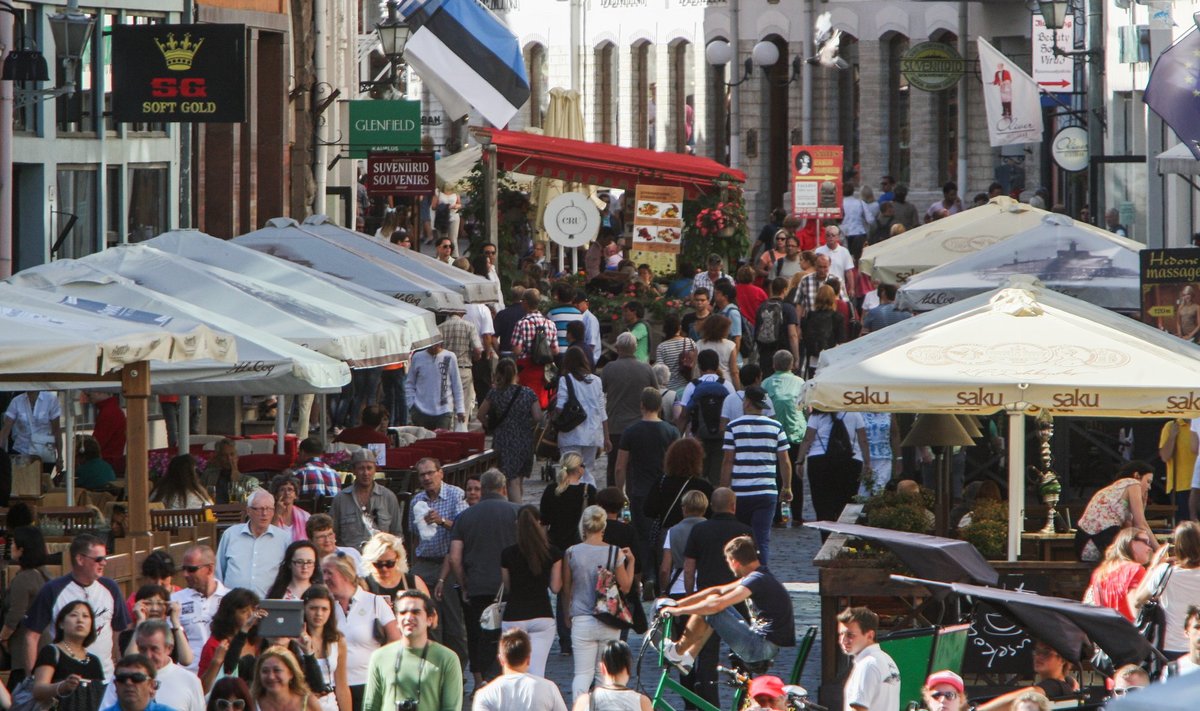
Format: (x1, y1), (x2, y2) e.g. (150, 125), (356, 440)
(621, 502), (632, 524)
(780, 503), (792, 528)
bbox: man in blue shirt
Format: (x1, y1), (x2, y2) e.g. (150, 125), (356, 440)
(546, 282), (583, 349)
(410, 457), (469, 665)
(102, 654), (179, 711)
(214, 488), (291, 596)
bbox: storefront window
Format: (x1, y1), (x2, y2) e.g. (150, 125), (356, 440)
(56, 167), (98, 259)
(128, 164), (168, 241)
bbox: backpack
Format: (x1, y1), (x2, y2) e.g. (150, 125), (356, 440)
(434, 203), (451, 232)
(804, 310), (837, 358)
(530, 325), (554, 365)
(690, 377), (727, 442)
(738, 313), (757, 361)
(824, 413), (855, 462)
(756, 300), (784, 345)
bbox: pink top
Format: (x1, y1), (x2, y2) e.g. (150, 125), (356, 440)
(1084, 561), (1145, 621)
(279, 506), (310, 541)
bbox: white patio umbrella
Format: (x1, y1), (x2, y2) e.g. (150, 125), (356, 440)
(298, 215), (501, 304)
(896, 215), (1144, 313)
(233, 220), (465, 312)
(145, 229), (440, 355)
(802, 279), (1200, 560)
(860, 198), (1121, 285)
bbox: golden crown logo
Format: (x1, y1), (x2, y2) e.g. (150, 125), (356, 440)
(154, 32), (204, 71)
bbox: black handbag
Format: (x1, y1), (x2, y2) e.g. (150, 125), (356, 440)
(485, 386), (522, 433)
(554, 375), (588, 433)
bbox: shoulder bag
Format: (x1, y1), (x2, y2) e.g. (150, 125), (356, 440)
(485, 386), (522, 433)
(554, 376), (588, 433)
(479, 587), (506, 631)
(593, 545), (634, 630)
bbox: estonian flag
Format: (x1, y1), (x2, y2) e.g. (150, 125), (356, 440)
(398, 0), (530, 128)
(1144, 26), (1200, 160)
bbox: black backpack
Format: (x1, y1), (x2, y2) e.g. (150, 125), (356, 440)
(434, 203), (451, 232)
(756, 300), (784, 345)
(824, 413), (855, 462)
(530, 325), (554, 365)
(737, 312), (757, 361)
(690, 377), (727, 442)
(804, 310), (837, 358)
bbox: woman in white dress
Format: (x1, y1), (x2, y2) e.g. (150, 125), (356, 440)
(299, 585), (350, 711)
(431, 186), (462, 243)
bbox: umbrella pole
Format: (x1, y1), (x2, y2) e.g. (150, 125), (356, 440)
(935, 447), (951, 537)
(123, 362), (151, 536)
(180, 396), (190, 454)
(64, 390), (75, 505)
(276, 394), (286, 454)
(1008, 411), (1026, 561)
(319, 393), (328, 448)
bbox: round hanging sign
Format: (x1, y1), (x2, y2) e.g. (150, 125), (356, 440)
(900, 42), (966, 92)
(1051, 126), (1089, 172)
(543, 192), (601, 248)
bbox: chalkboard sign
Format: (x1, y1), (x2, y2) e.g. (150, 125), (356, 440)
(963, 602), (1034, 675)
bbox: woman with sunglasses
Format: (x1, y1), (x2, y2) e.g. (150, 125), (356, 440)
(206, 677), (254, 711)
(978, 642), (1077, 711)
(251, 646), (321, 711)
(320, 552), (398, 711)
(266, 542), (323, 601)
(298, 586), (350, 711)
(1082, 527), (1157, 621)
(31, 600), (106, 711)
(199, 588), (265, 693)
(118, 584), (192, 666)
(361, 533), (429, 603)
(922, 671), (964, 711)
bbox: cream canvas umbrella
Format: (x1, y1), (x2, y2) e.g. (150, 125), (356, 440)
(802, 278), (1200, 559)
(860, 197), (1122, 285)
(533, 88), (589, 250)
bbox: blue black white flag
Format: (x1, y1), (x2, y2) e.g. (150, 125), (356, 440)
(397, 0), (530, 128)
(1144, 27), (1200, 159)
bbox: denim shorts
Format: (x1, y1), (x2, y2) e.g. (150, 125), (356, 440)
(704, 608), (779, 663)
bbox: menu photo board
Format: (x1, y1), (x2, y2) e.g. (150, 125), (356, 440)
(629, 184), (685, 276)
(792, 145), (844, 220)
(1140, 248), (1200, 337)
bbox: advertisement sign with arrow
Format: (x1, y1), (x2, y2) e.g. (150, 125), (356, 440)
(1032, 15), (1075, 93)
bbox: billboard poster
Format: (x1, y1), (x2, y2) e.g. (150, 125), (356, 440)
(112, 24), (246, 123)
(366, 152), (436, 196)
(791, 145), (844, 219)
(630, 184), (684, 276)
(1140, 248), (1200, 339)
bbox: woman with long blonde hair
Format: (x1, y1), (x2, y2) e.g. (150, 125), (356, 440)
(539, 452), (596, 659)
(250, 645), (321, 711)
(1082, 527), (1155, 621)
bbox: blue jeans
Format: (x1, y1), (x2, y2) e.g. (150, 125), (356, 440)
(381, 368), (407, 426)
(735, 494), (778, 566)
(705, 607), (779, 664)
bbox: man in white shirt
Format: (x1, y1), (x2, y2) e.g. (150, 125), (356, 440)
(814, 227), (856, 300)
(405, 342), (466, 430)
(839, 606), (899, 711)
(1176, 608), (1200, 676)
(472, 628), (567, 711)
(171, 545), (229, 673)
(572, 291), (602, 364)
(100, 620), (205, 711)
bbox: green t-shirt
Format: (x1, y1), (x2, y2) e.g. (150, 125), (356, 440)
(77, 458), (116, 490)
(630, 321), (650, 362)
(363, 641), (462, 711)
(762, 371), (807, 443)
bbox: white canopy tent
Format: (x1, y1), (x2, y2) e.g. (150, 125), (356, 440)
(144, 229), (440, 355)
(859, 198), (1121, 285)
(802, 280), (1200, 560)
(1156, 142), (1200, 176)
(299, 215), (502, 305)
(896, 215), (1144, 313)
(233, 220), (466, 312)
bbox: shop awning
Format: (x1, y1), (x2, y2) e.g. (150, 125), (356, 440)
(473, 127), (745, 199)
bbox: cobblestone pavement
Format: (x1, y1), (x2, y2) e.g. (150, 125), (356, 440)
(505, 451), (827, 708)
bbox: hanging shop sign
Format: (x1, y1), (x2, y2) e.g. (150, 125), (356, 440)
(367, 152), (436, 196)
(1051, 126), (1088, 172)
(112, 24), (246, 123)
(791, 146), (843, 220)
(349, 100), (421, 158)
(1139, 248), (1200, 328)
(630, 184), (685, 276)
(900, 42), (966, 92)
(543, 192), (601, 249)
(1032, 14), (1075, 92)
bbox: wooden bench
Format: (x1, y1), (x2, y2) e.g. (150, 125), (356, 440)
(38, 506), (100, 534)
(151, 508), (207, 534)
(208, 503), (245, 524)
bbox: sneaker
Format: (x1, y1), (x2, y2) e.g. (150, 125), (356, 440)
(661, 640), (694, 674)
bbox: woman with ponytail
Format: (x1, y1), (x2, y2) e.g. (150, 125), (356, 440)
(539, 452), (596, 658)
(500, 505), (563, 676)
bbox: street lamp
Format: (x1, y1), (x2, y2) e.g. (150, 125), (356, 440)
(0, 0), (96, 108)
(1037, 0), (1071, 31)
(706, 39), (784, 86)
(376, 0), (410, 64)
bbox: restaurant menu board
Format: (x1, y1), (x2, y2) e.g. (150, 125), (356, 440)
(630, 184), (685, 276)
(791, 145), (844, 220)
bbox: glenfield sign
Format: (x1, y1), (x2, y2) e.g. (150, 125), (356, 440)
(112, 24), (246, 123)
(349, 100), (421, 158)
(367, 152), (435, 196)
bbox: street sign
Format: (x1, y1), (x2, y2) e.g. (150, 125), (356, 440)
(112, 24), (246, 123)
(1032, 15), (1075, 92)
(543, 193), (600, 248)
(900, 42), (965, 93)
(366, 152), (435, 196)
(348, 100), (421, 159)
(1051, 126), (1088, 172)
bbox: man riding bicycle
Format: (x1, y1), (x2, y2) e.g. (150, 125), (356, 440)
(658, 535), (794, 673)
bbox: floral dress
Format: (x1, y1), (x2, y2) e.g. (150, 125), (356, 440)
(486, 384), (537, 478)
(1075, 478), (1139, 561)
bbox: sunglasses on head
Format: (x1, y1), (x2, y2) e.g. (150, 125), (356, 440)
(930, 691), (958, 701)
(216, 700), (247, 711)
(373, 559), (397, 570)
(115, 672), (151, 685)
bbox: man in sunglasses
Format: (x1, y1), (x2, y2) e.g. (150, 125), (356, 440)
(1110, 664), (1150, 694)
(922, 671), (964, 711)
(99, 620), (204, 711)
(103, 654), (171, 711)
(21, 533), (131, 682)
(171, 545), (227, 673)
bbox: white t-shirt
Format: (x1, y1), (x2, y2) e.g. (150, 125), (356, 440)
(662, 530), (687, 595)
(335, 587), (396, 686)
(720, 390), (775, 422)
(806, 412), (866, 461)
(3, 391), (62, 458)
(172, 581), (230, 673)
(844, 644), (900, 711)
(466, 303), (496, 338)
(472, 672), (568, 711)
(814, 245), (856, 285)
(1146, 564), (1200, 653)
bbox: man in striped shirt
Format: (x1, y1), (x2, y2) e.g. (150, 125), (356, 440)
(719, 386), (792, 565)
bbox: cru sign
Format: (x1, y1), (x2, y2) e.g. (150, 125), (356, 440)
(349, 100), (420, 158)
(900, 42), (965, 92)
(366, 152), (435, 196)
(112, 24), (246, 123)
(543, 193), (600, 248)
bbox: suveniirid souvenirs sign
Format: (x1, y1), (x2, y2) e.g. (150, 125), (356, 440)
(112, 24), (246, 123)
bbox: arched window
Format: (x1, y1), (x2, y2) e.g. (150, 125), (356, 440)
(525, 43), (547, 129)
(762, 35), (791, 208)
(931, 29), (958, 185)
(704, 41), (730, 164)
(631, 40), (654, 148)
(836, 34), (860, 177)
(593, 42), (618, 144)
(886, 34), (911, 184)
(668, 40), (695, 153)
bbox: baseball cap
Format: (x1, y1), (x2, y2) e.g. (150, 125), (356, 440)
(748, 676), (785, 700)
(925, 670), (964, 695)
